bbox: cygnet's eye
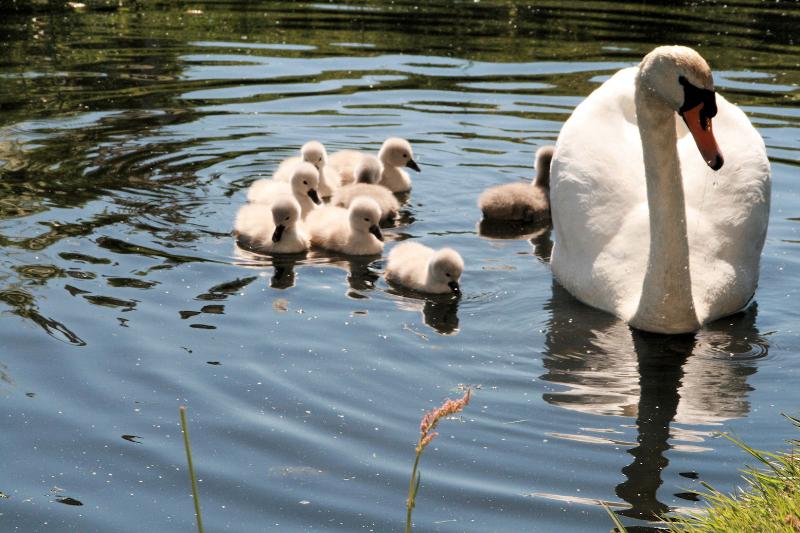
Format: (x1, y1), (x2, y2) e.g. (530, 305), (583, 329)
(363, 217), (370, 222)
(402, 153), (408, 158)
(445, 273), (451, 277)
(284, 216), (290, 221)
(303, 181), (308, 185)
(317, 157), (323, 163)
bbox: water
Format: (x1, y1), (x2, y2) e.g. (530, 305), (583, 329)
(0, 1), (798, 531)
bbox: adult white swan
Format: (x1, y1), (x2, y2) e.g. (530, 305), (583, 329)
(550, 46), (770, 334)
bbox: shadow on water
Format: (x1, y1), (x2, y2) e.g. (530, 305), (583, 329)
(0, 285), (86, 345)
(233, 242), (307, 290)
(306, 251), (383, 297)
(541, 281), (767, 525)
(478, 218), (554, 263)
(385, 284), (461, 335)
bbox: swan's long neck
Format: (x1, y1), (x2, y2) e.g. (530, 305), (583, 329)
(630, 88), (700, 333)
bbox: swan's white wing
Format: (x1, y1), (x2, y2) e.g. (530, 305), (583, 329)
(680, 95), (770, 321)
(550, 67), (649, 315)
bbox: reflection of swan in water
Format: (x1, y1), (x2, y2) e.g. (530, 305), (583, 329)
(541, 281), (767, 522)
(232, 245), (303, 290)
(478, 219), (553, 264)
(384, 287), (460, 336)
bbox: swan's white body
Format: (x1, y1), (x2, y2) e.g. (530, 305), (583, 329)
(550, 48), (770, 334)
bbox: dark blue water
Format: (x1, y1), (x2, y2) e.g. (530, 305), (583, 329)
(1, 1), (799, 531)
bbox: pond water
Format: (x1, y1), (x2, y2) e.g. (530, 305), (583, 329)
(1, 1), (799, 531)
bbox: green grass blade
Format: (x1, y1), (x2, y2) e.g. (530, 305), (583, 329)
(180, 406), (205, 533)
(601, 501), (627, 533)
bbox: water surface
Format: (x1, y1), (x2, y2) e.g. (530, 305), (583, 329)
(1, 1), (799, 531)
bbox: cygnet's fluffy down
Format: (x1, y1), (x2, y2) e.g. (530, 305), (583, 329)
(247, 162), (322, 219)
(305, 196), (384, 255)
(478, 146), (554, 221)
(330, 155), (399, 222)
(328, 137), (420, 192)
(273, 141), (341, 197)
(385, 242), (464, 295)
(234, 197), (309, 254)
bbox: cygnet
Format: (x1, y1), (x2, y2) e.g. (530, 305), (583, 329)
(234, 196), (308, 254)
(329, 137), (420, 192)
(305, 196), (384, 255)
(273, 141), (341, 198)
(385, 242), (463, 295)
(247, 162), (321, 219)
(330, 155), (400, 222)
(478, 146), (554, 221)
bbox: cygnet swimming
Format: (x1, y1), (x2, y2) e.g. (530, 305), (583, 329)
(234, 196), (309, 254)
(273, 141), (341, 198)
(247, 162), (321, 219)
(328, 137), (420, 192)
(385, 241), (464, 295)
(330, 155), (400, 222)
(478, 145), (554, 222)
(305, 196), (384, 255)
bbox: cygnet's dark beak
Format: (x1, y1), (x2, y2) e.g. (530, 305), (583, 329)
(369, 224), (383, 241)
(406, 159), (420, 172)
(272, 224), (285, 243)
(307, 189), (321, 205)
(448, 280), (460, 294)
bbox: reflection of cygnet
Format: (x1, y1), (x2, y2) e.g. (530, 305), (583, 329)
(392, 297), (460, 335)
(305, 197), (384, 255)
(329, 137), (420, 192)
(478, 146), (553, 221)
(273, 141), (341, 197)
(247, 162), (321, 219)
(234, 197), (309, 254)
(386, 242), (463, 294)
(330, 155), (400, 222)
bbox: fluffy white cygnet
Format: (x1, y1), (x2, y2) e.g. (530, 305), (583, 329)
(330, 155), (400, 222)
(329, 137), (420, 192)
(305, 196), (384, 255)
(247, 162), (322, 219)
(234, 196), (309, 254)
(385, 241), (464, 295)
(273, 141), (341, 197)
(478, 146), (554, 221)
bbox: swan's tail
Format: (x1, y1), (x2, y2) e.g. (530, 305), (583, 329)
(533, 145), (555, 189)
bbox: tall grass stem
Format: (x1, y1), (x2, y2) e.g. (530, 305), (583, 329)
(180, 406), (205, 533)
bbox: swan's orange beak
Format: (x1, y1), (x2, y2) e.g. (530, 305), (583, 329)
(681, 102), (724, 171)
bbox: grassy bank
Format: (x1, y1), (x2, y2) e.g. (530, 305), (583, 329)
(610, 414), (800, 532)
